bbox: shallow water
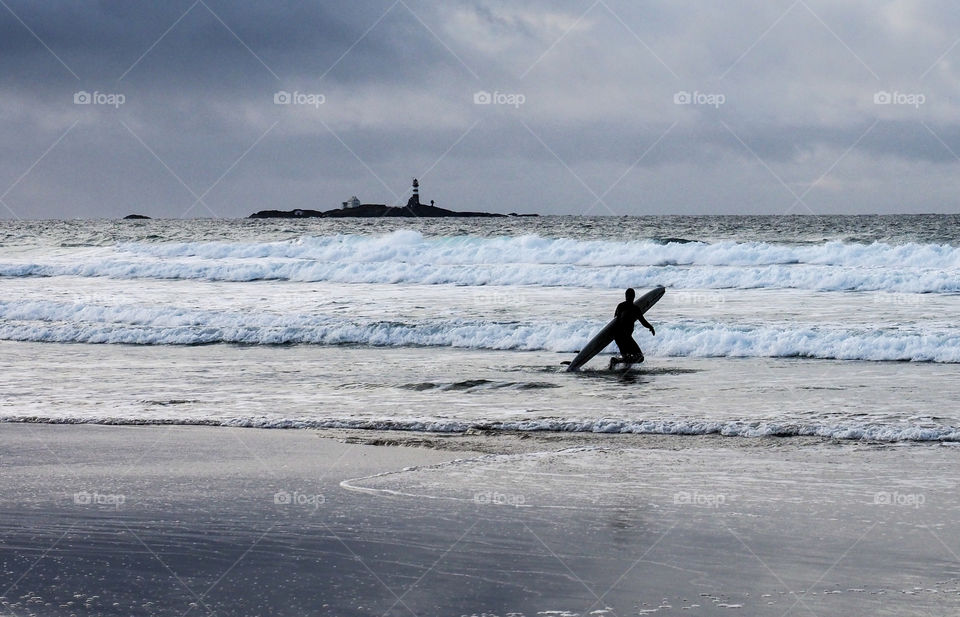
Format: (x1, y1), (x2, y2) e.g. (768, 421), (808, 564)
(2, 341), (958, 442)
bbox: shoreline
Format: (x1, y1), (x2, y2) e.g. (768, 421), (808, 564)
(314, 426), (897, 454)
(2, 415), (956, 445)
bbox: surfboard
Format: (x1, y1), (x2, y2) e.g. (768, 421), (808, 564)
(566, 286), (665, 372)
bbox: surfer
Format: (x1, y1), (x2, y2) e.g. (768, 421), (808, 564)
(613, 288), (655, 364)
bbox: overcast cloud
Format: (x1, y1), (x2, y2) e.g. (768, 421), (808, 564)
(2, 0), (960, 217)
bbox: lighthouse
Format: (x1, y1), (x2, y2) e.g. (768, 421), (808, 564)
(406, 178), (421, 208)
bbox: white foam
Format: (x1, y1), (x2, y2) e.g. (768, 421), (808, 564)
(3, 414), (958, 443)
(2, 232), (959, 293)
(3, 258), (958, 294)
(115, 232), (960, 269)
(2, 300), (958, 362)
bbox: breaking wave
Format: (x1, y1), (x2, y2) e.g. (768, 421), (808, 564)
(111, 231), (960, 269)
(2, 300), (958, 362)
(2, 231), (960, 293)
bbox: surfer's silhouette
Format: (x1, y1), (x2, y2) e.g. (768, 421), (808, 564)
(613, 288), (655, 365)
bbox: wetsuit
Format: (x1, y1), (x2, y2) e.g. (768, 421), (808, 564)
(613, 300), (652, 361)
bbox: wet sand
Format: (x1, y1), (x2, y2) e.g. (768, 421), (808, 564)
(1, 424), (958, 616)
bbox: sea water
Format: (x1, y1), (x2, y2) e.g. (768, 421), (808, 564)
(1, 215), (958, 441)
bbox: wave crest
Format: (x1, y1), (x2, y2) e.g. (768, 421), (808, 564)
(2, 300), (958, 362)
(2, 232), (958, 293)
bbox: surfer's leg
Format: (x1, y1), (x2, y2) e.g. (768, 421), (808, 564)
(623, 336), (642, 362)
(613, 333), (632, 358)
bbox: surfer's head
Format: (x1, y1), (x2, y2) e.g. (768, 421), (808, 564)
(625, 288), (635, 301)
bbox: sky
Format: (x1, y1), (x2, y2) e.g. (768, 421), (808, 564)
(2, 0), (960, 218)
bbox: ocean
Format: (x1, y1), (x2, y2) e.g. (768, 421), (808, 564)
(2, 214), (959, 442)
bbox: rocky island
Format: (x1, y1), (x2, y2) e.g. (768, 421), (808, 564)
(249, 179), (536, 219)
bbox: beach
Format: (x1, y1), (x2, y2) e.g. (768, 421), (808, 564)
(2, 423), (958, 616)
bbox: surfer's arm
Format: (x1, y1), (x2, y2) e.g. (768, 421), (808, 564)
(636, 313), (655, 335)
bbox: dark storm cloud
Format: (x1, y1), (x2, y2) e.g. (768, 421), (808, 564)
(0, 1), (453, 84)
(2, 0), (960, 217)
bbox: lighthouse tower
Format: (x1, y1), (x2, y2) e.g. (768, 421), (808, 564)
(406, 178), (421, 208)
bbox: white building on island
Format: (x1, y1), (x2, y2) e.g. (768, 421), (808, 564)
(341, 196), (361, 209)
